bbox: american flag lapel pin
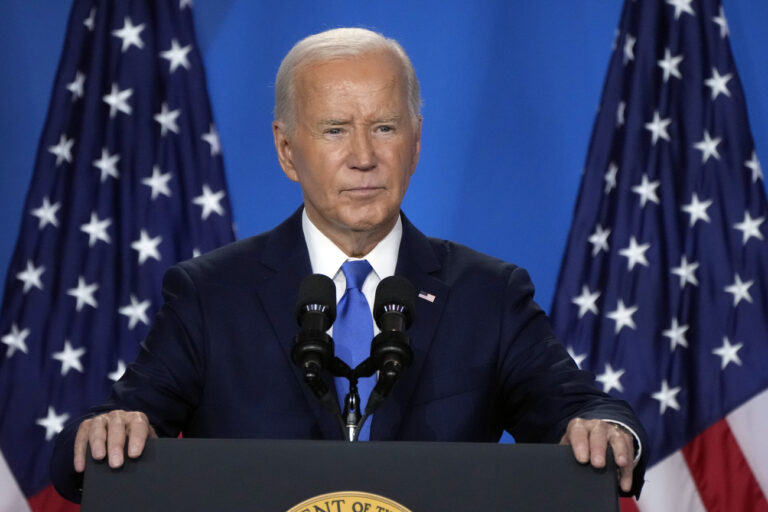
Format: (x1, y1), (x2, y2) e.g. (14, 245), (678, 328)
(418, 291), (436, 303)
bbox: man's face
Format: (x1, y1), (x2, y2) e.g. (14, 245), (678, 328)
(273, 50), (421, 251)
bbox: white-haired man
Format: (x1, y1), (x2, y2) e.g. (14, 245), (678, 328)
(52, 28), (647, 501)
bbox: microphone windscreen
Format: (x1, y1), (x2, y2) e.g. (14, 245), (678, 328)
(373, 276), (416, 328)
(296, 274), (337, 325)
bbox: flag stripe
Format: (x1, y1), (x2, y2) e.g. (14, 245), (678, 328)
(0, 450), (29, 512)
(637, 451), (706, 512)
(728, 388), (768, 498)
(682, 419), (768, 512)
(27, 486), (79, 512)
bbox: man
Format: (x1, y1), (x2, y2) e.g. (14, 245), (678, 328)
(51, 28), (648, 501)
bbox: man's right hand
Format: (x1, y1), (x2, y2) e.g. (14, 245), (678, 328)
(73, 410), (157, 472)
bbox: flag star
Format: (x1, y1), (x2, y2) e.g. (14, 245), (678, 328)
(52, 340), (86, 376)
(16, 260), (45, 293)
(142, 166), (173, 200)
(623, 34), (636, 64)
(724, 274), (754, 307)
(670, 255), (699, 288)
(192, 184), (226, 220)
(201, 124), (221, 156)
(712, 337), (743, 370)
(160, 38), (192, 73)
(108, 360), (127, 382)
(704, 68), (732, 100)
(48, 133), (75, 166)
(131, 230), (163, 265)
(604, 162), (618, 193)
(103, 82), (133, 118)
(80, 212), (112, 247)
(567, 346), (587, 369)
(192, 248), (202, 258)
(693, 130), (722, 163)
(619, 236), (651, 270)
(92, 147), (120, 182)
(2, 323), (30, 358)
(83, 7), (96, 31)
(31, 197), (61, 229)
(745, 151), (763, 182)
(180, 0), (193, 8)
(681, 193), (712, 227)
(119, 294), (151, 329)
(595, 363), (625, 393)
(66, 276), (99, 311)
(657, 48), (683, 82)
(66, 71), (85, 101)
(644, 111), (672, 145)
(588, 224), (611, 256)
(662, 318), (689, 351)
(713, 6), (729, 39)
(666, 0), (695, 19)
(154, 102), (181, 136)
(36, 406), (70, 441)
(111, 17), (145, 53)
(572, 285), (600, 318)
(632, 174), (661, 207)
(616, 101), (626, 127)
(606, 299), (638, 334)
(733, 211), (764, 245)
(651, 379), (681, 415)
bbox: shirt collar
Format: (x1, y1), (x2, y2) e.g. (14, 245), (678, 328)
(302, 208), (402, 281)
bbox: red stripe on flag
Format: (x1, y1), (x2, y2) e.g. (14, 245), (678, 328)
(682, 418), (768, 512)
(620, 496), (640, 512)
(28, 484), (80, 512)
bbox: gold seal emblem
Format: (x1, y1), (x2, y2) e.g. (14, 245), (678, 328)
(286, 491), (411, 512)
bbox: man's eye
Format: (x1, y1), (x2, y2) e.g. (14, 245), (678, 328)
(325, 128), (343, 135)
(377, 125), (394, 133)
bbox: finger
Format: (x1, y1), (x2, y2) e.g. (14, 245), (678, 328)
(86, 415), (109, 462)
(608, 427), (633, 468)
(562, 418), (590, 464)
(588, 422), (608, 468)
(125, 413), (152, 459)
(104, 411), (127, 468)
(73, 419), (94, 473)
(608, 428), (635, 493)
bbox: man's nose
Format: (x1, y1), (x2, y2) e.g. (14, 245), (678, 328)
(347, 130), (376, 171)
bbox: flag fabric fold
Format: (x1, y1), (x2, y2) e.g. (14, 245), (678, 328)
(0, 1), (234, 509)
(550, 0), (768, 510)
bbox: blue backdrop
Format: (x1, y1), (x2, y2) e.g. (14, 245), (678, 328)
(1, 0), (766, 314)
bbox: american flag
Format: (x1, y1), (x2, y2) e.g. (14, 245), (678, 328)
(550, 0), (768, 510)
(0, 1), (234, 509)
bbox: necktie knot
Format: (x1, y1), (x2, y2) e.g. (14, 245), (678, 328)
(341, 260), (372, 291)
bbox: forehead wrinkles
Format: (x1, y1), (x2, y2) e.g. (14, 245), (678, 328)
(294, 56), (408, 120)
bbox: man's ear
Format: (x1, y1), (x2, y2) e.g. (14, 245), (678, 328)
(409, 115), (423, 176)
(272, 120), (299, 182)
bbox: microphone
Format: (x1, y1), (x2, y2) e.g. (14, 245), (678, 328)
(367, 276), (416, 412)
(291, 274), (336, 395)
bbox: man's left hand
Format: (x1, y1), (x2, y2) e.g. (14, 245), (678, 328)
(560, 417), (635, 493)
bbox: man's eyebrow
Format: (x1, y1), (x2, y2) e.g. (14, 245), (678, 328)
(318, 118), (349, 126)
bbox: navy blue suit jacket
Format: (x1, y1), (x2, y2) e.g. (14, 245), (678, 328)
(52, 208), (648, 500)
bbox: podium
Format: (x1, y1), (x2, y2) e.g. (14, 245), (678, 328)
(82, 439), (618, 511)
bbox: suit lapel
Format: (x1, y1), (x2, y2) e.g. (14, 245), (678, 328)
(254, 209), (343, 439)
(371, 214), (448, 439)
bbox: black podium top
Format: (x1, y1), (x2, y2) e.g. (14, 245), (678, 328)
(82, 439), (618, 511)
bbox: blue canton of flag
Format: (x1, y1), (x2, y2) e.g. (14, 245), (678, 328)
(0, 1), (234, 509)
(550, 0), (768, 510)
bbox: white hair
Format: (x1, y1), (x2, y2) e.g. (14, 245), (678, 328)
(274, 27), (422, 130)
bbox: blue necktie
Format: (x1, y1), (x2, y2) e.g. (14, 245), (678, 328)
(334, 260), (375, 440)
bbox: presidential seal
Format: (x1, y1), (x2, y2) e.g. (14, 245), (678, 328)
(286, 491), (411, 512)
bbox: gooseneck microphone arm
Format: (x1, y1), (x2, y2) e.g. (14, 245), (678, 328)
(291, 275), (343, 426)
(291, 274), (417, 442)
